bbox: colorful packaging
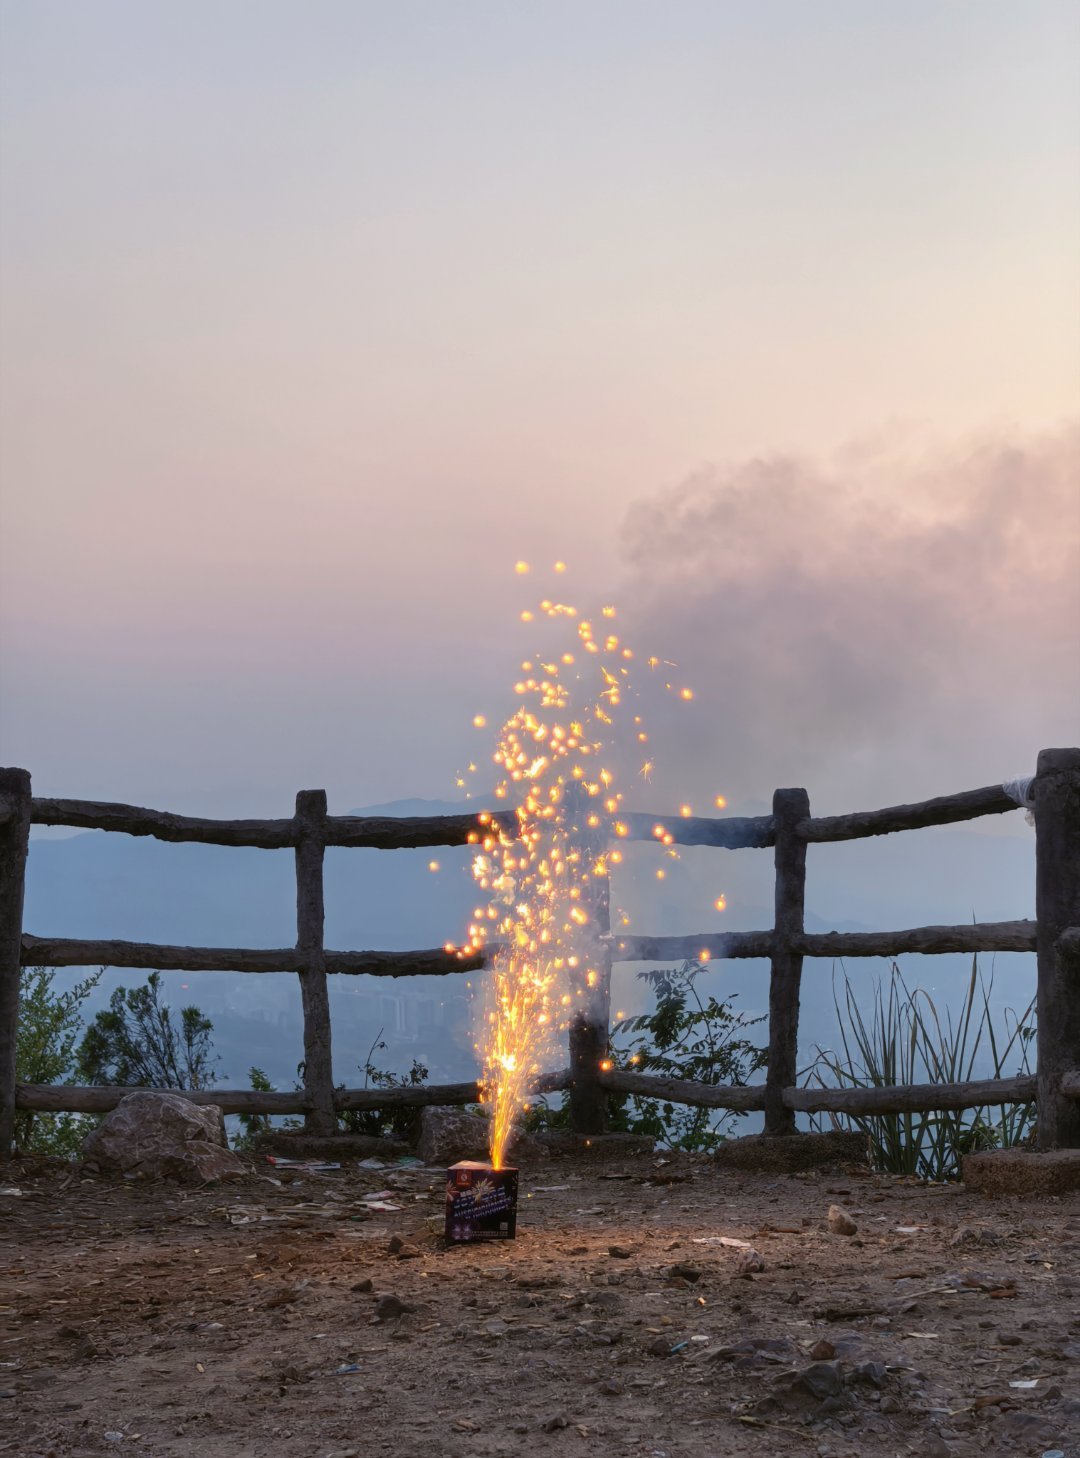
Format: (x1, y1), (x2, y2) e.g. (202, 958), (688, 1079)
(445, 1161), (518, 1242)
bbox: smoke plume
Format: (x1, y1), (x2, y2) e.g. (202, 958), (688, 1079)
(617, 425), (1080, 815)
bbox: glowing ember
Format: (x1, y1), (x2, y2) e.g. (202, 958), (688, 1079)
(462, 567), (693, 1169)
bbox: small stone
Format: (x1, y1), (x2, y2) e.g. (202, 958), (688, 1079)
(608, 1244), (633, 1259)
(880, 1395), (902, 1414)
(386, 1236), (421, 1258)
(484, 1319), (509, 1338)
(734, 1247), (765, 1276)
(997, 1332), (1022, 1346)
(598, 1378), (624, 1395)
(850, 1361), (887, 1387)
(950, 1224), (997, 1248)
(510, 1423), (528, 1434)
(792, 1361), (844, 1401)
(809, 1339), (836, 1361)
(827, 1205), (858, 1236)
(542, 1414), (568, 1432)
(647, 1337), (674, 1357)
(667, 1262), (701, 1283)
(351, 1278), (373, 1293)
(373, 1294), (411, 1321)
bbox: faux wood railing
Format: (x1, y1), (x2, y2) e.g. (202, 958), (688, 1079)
(1, 747), (1078, 1153)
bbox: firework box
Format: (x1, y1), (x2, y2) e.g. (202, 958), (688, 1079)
(445, 1161), (519, 1242)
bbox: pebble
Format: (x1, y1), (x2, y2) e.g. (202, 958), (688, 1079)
(597, 1378), (624, 1395)
(809, 1339), (836, 1361)
(350, 1278), (373, 1293)
(827, 1205), (858, 1236)
(373, 1294), (411, 1321)
(734, 1247), (765, 1275)
(608, 1244), (633, 1259)
(667, 1262), (701, 1283)
(542, 1414), (568, 1432)
(385, 1235), (421, 1259)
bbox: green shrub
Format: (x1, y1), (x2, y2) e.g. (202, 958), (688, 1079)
(803, 957), (1036, 1181)
(338, 1030), (430, 1142)
(527, 961), (766, 1152)
(77, 971), (219, 1090)
(15, 966), (102, 1156)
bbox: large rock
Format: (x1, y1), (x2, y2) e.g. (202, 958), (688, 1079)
(81, 1090), (249, 1182)
(416, 1106), (547, 1167)
(711, 1130), (868, 1173)
(963, 1148), (1080, 1196)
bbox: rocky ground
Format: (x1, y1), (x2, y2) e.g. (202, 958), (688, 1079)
(1, 1147), (1078, 1458)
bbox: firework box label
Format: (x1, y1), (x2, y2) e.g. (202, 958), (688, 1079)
(445, 1161), (518, 1242)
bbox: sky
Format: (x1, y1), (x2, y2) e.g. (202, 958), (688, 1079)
(1, 1), (1078, 824)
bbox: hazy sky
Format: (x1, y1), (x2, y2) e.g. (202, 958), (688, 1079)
(2, 2), (1077, 820)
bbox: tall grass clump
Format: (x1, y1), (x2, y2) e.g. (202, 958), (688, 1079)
(804, 956), (1035, 1181)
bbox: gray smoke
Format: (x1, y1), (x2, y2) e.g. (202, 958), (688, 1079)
(616, 425), (1080, 815)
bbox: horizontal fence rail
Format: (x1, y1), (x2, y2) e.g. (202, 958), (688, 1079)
(27, 797), (519, 850)
(15, 1068), (1077, 1120)
(2, 751), (1078, 1154)
(798, 784), (1021, 842)
(15, 1069), (574, 1117)
(20, 935), (488, 977)
(18, 919), (1039, 980)
(596, 1068), (1057, 1116)
(18, 781), (1029, 848)
(609, 921), (1037, 962)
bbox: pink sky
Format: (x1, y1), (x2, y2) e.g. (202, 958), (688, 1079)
(1, 3), (1077, 819)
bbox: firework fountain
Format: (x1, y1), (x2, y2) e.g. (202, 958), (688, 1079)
(452, 564), (697, 1190)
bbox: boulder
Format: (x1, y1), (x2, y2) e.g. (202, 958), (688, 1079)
(963, 1148), (1080, 1196)
(415, 1106), (547, 1166)
(81, 1090), (249, 1182)
(711, 1130), (867, 1173)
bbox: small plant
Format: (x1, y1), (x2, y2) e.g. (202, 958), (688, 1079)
(15, 966), (102, 1156)
(527, 962), (766, 1152)
(804, 957), (1036, 1181)
(233, 1066), (277, 1150)
(77, 971), (220, 1090)
(337, 1029), (430, 1143)
(612, 963), (767, 1151)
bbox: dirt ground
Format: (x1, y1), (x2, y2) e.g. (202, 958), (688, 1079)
(2, 1147), (1078, 1458)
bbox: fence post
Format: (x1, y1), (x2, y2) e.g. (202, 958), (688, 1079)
(567, 786), (611, 1135)
(1034, 747), (1080, 1150)
(295, 789), (336, 1135)
(765, 786), (809, 1136)
(0, 768), (32, 1155)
